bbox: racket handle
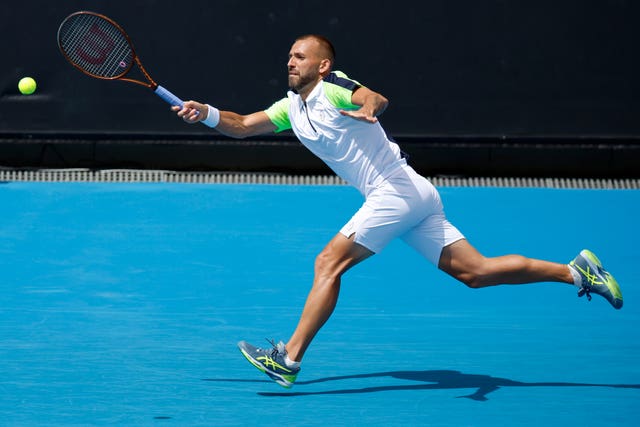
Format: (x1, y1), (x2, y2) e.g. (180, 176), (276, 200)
(154, 85), (184, 108)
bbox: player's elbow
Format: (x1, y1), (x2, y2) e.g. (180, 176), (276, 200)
(376, 95), (389, 116)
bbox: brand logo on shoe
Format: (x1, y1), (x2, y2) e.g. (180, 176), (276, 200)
(575, 264), (603, 287)
(257, 355), (291, 373)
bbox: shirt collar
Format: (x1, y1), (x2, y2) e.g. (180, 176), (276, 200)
(304, 79), (324, 104)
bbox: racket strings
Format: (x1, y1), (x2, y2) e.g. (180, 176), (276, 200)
(59, 14), (134, 79)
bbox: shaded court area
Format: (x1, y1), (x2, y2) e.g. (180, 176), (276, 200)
(1, 181), (638, 426)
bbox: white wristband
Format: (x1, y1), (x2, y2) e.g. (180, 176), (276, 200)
(201, 104), (220, 128)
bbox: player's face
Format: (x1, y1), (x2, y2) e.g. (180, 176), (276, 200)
(287, 38), (325, 95)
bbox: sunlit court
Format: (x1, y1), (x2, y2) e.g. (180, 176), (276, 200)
(1, 180), (638, 425)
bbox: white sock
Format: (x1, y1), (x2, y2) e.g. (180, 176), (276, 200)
(284, 354), (301, 369)
(568, 264), (582, 287)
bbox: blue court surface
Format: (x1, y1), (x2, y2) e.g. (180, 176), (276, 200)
(1, 182), (638, 426)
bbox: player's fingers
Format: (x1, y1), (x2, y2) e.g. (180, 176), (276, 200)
(182, 109), (197, 121)
(172, 105), (189, 118)
(183, 100), (203, 111)
(182, 101), (205, 119)
(339, 109), (378, 124)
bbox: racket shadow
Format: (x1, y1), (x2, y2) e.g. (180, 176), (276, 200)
(217, 370), (640, 400)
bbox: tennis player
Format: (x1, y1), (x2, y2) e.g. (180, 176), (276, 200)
(173, 34), (623, 388)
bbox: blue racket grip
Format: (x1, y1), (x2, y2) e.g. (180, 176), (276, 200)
(154, 85), (184, 108)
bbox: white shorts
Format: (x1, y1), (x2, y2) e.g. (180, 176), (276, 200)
(339, 165), (464, 265)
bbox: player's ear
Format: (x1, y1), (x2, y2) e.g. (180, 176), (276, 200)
(319, 58), (331, 74)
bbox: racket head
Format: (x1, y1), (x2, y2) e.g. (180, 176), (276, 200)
(57, 11), (139, 82)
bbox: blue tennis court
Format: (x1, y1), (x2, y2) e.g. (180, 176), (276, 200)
(1, 181), (638, 426)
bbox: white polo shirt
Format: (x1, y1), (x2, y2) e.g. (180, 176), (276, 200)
(265, 71), (406, 196)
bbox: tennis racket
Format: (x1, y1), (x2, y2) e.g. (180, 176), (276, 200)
(57, 11), (185, 108)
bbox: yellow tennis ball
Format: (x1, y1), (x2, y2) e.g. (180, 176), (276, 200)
(18, 77), (37, 95)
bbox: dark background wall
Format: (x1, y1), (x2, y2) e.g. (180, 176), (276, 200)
(1, 0), (638, 176)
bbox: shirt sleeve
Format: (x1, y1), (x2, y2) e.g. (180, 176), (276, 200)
(264, 97), (291, 133)
(323, 71), (362, 110)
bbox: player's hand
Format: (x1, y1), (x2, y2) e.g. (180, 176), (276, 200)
(172, 100), (207, 124)
(339, 109), (379, 124)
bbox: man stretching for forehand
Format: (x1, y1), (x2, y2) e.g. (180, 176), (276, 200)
(174, 34), (623, 388)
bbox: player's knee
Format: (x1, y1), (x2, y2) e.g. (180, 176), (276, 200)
(444, 257), (495, 289)
(459, 272), (485, 289)
(451, 267), (494, 289)
(314, 250), (341, 283)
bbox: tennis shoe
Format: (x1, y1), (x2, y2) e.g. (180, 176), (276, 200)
(238, 340), (300, 388)
(569, 249), (623, 309)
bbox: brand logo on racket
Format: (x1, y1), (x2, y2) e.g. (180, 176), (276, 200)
(76, 23), (115, 65)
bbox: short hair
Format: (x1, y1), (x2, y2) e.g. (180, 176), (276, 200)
(295, 34), (336, 63)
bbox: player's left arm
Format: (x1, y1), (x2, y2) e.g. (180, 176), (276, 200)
(340, 86), (389, 124)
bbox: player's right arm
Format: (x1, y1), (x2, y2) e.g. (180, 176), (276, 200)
(174, 100), (277, 138)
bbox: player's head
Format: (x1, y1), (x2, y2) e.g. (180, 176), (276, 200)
(287, 35), (335, 94)
(295, 34), (336, 65)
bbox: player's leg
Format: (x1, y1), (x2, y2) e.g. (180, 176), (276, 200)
(402, 205), (623, 309)
(286, 232), (374, 361)
(438, 239), (623, 308)
(238, 233), (373, 388)
(437, 239), (573, 287)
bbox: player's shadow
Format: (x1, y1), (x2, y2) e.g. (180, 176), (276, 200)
(203, 370), (640, 401)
